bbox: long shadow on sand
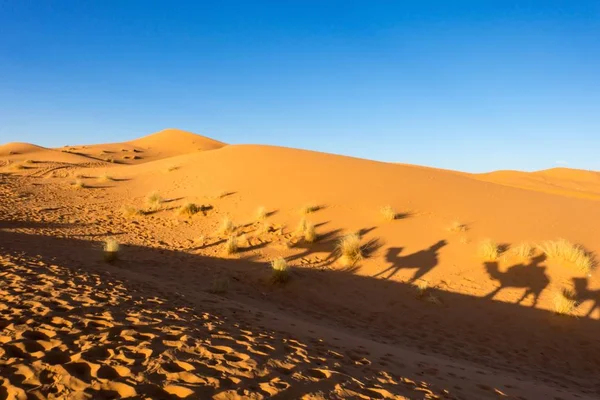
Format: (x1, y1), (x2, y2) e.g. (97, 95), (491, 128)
(0, 228), (599, 397)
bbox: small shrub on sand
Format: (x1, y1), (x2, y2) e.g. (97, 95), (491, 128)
(414, 280), (429, 297)
(146, 192), (163, 211)
(271, 257), (290, 284)
(224, 235), (238, 255)
(553, 288), (577, 316)
(177, 202), (201, 217)
(303, 221), (317, 243)
(337, 233), (363, 266)
(447, 221), (467, 233)
(166, 165), (179, 172)
(538, 239), (594, 275)
(103, 238), (119, 262)
(72, 179), (87, 189)
(294, 217), (308, 236)
(218, 216), (236, 235)
(98, 173), (114, 182)
(122, 206), (144, 218)
(294, 218), (317, 243)
(511, 242), (533, 261)
(380, 205), (397, 221)
(256, 206), (267, 221)
(478, 239), (499, 261)
(300, 204), (319, 215)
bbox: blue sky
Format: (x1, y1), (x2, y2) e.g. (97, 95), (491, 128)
(1, 1), (598, 172)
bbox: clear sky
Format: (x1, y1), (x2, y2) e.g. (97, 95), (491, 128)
(1, 1), (598, 172)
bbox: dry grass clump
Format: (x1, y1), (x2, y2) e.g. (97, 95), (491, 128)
(256, 206), (267, 221)
(145, 192), (163, 211)
(98, 173), (114, 182)
(447, 221), (467, 233)
(553, 288), (577, 316)
(414, 280), (429, 297)
(380, 205), (398, 221)
(478, 239), (499, 261)
(224, 235), (238, 255)
(338, 233), (363, 266)
(538, 239), (594, 275)
(294, 218), (317, 243)
(103, 238), (119, 262)
(122, 206), (144, 218)
(271, 257), (290, 284)
(72, 179), (87, 189)
(177, 202), (201, 217)
(303, 221), (317, 243)
(166, 165), (179, 172)
(218, 216), (236, 235)
(300, 204), (319, 215)
(511, 242), (533, 261)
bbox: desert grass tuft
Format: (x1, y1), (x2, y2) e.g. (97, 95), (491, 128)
(511, 242), (533, 261)
(447, 221), (467, 233)
(218, 216), (236, 235)
(177, 202), (201, 217)
(72, 179), (87, 189)
(294, 217), (317, 242)
(224, 235), (238, 255)
(538, 239), (594, 275)
(414, 280), (429, 297)
(303, 221), (317, 243)
(300, 204), (319, 215)
(337, 233), (363, 266)
(478, 239), (499, 261)
(122, 206), (144, 218)
(271, 257), (290, 284)
(256, 206), (267, 221)
(145, 191), (163, 211)
(380, 205), (398, 221)
(553, 288), (577, 316)
(98, 173), (114, 182)
(103, 238), (119, 262)
(166, 165), (179, 172)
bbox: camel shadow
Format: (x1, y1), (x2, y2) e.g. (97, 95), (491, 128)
(374, 240), (447, 282)
(484, 254), (549, 307)
(572, 277), (600, 317)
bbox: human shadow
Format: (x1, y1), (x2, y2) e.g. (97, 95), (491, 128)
(572, 277), (600, 317)
(374, 240), (447, 282)
(483, 254), (549, 307)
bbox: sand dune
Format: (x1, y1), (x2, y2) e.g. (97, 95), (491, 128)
(1, 129), (599, 399)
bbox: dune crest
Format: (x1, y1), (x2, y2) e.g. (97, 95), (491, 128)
(128, 128), (226, 152)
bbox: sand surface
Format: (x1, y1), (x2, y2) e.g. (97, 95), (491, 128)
(1, 129), (599, 399)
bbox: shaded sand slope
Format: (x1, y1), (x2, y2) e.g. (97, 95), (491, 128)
(0, 229), (594, 400)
